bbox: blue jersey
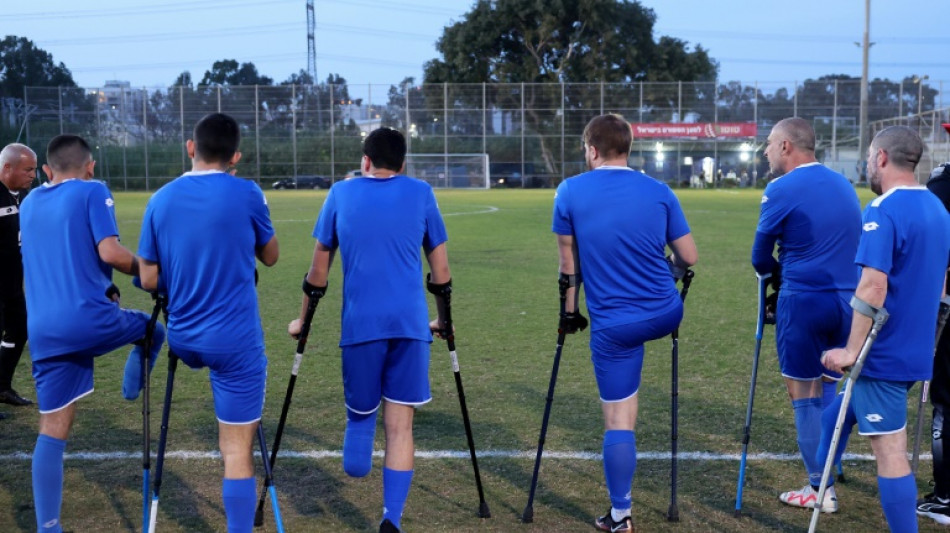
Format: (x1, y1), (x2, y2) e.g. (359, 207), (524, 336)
(314, 175), (448, 347)
(856, 186), (950, 381)
(756, 163), (861, 292)
(551, 167), (691, 331)
(138, 171), (275, 353)
(20, 180), (126, 359)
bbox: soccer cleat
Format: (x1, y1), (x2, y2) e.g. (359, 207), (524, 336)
(594, 509), (634, 532)
(917, 492), (950, 525)
(779, 484), (838, 513)
(0, 388), (33, 406)
(379, 518), (400, 533)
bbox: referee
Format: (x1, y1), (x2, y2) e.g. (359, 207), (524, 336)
(0, 143), (38, 414)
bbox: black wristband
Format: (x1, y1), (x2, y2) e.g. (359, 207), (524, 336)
(426, 273), (452, 297)
(302, 275), (327, 299)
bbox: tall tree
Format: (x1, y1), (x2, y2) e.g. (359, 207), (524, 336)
(199, 59), (273, 86)
(0, 35), (76, 98)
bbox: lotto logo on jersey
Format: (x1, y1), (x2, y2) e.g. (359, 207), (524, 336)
(761, 195), (768, 204)
(863, 221), (879, 232)
(105, 198), (114, 207)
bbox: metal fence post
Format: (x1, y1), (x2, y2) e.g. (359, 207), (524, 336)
(143, 87), (149, 190)
(255, 84), (261, 182)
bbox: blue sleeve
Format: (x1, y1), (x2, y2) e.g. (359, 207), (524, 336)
(756, 181), (787, 236)
(551, 181), (572, 235)
(665, 188), (690, 242)
(250, 185), (276, 247)
(137, 198), (158, 262)
(751, 231), (779, 274)
(89, 183), (120, 245)
(313, 186), (338, 249)
(422, 187), (448, 252)
(855, 205), (895, 275)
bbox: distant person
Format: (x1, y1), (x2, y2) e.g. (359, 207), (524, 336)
(822, 126), (950, 531)
(20, 134), (165, 533)
(137, 113), (279, 532)
(917, 159), (950, 526)
(552, 113), (697, 532)
(0, 143), (38, 415)
(753, 117), (861, 513)
(290, 127), (451, 533)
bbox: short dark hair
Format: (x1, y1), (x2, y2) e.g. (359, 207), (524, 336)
(46, 134), (92, 172)
(582, 114), (631, 159)
(775, 117), (816, 152)
(872, 126), (923, 171)
(363, 128), (406, 172)
(193, 113), (240, 164)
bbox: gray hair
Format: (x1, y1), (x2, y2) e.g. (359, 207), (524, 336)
(0, 143), (36, 167)
(774, 117), (816, 152)
(871, 126), (923, 171)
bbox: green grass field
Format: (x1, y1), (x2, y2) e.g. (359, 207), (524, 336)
(0, 187), (945, 532)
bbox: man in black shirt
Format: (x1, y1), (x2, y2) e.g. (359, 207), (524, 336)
(0, 143), (37, 413)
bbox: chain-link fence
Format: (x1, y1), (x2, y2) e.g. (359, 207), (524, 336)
(3, 80), (948, 191)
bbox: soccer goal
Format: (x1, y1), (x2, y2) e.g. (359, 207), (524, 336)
(405, 153), (490, 189)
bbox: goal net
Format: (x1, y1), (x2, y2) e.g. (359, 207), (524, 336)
(405, 153), (490, 189)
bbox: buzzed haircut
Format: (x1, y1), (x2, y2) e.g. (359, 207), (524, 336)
(583, 114), (632, 159)
(193, 113), (240, 164)
(775, 117), (816, 152)
(46, 135), (92, 172)
(0, 143), (36, 167)
(872, 126), (923, 171)
(363, 127), (406, 172)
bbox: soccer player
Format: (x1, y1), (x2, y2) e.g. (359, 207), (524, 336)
(821, 126), (950, 531)
(551, 113), (697, 532)
(137, 112), (278, 532)
(0, 143), (38, 413)
(20, 134), (166, 533)
(916, 158), (950, 525)
(289, 127), (450, 533)
(752, 117), (861, 513)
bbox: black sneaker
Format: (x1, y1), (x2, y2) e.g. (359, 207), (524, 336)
(917, 492), (950, 526)
(594, 509), (633, 532)
(379, 518), (400, 533)
(0, 388), (32, 406)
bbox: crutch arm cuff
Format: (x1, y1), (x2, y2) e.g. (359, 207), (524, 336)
(302, 275), (327, 299)
(558, 272), (580, 290)
(426, 273), (452, 297)
(850, 295), (884, 320)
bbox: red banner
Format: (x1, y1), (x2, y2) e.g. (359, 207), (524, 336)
(631, 122), (757, 139)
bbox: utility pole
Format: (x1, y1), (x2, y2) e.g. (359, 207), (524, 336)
(858, 0), (870, 182)
(307, 0), (316, 83)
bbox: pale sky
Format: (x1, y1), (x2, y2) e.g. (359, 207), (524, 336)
(7, 0), (950, 94)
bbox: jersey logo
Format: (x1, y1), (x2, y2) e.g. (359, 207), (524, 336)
(863, 221), (879, 232)
(0, 206), (17, 217)
(105, 198), (115, 207)
(935, 428), (943, 440)
(865, 413), (883, 423)
(761, 195), (768, 204)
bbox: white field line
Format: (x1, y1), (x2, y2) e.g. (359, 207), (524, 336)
(0, 449), (908, 462)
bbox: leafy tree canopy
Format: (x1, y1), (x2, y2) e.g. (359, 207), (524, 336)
(199, 59), (273, 86)
(423, 0), (717, 84)
(0, 35), (76, 98)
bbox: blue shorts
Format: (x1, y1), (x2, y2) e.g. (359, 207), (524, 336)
(173, 345), (267, 425)
(32, 309), (154, 413)
(775, 290), (850, 381)
(852, 377), (914, 435)
(341, 339), (431, 414)
(590, 306), (682, 402)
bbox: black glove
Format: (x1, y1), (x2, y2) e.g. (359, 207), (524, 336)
(559, 311), (589, 334)
(666, 255), (686, 281)
(105, 283), (121, 302)
(764, 290), (778, 325)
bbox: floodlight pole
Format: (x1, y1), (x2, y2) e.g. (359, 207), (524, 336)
(858, 0), (870, 181)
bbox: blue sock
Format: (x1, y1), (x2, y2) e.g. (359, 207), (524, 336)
(792, 397), (824, 486)
(33, 434), (66, 533)
(222, 477), (256, 533)
(878, 474), (919, 533)
(821, 381), (838, 409)
(815, 391), (856, 488)
(122, 322), (165, 400)
(343, 410), (377, 477)
(382, 467), (413, 530)
(602, 430), (636, 511)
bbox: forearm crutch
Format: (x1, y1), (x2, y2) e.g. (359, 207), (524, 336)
(733, 272), (771, 517)
(911, 296), (950, 474)
(140, 294), (163, 532)
(808, 298), (889, 533)
(521, 275), (572, 524)
(668, 269), (695, 522)
(148, 294), (177, 533)
(427, 276), (491, 518)
(254, 280), (324, 527)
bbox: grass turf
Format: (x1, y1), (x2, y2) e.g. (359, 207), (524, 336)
(0, 186), (944, 531)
